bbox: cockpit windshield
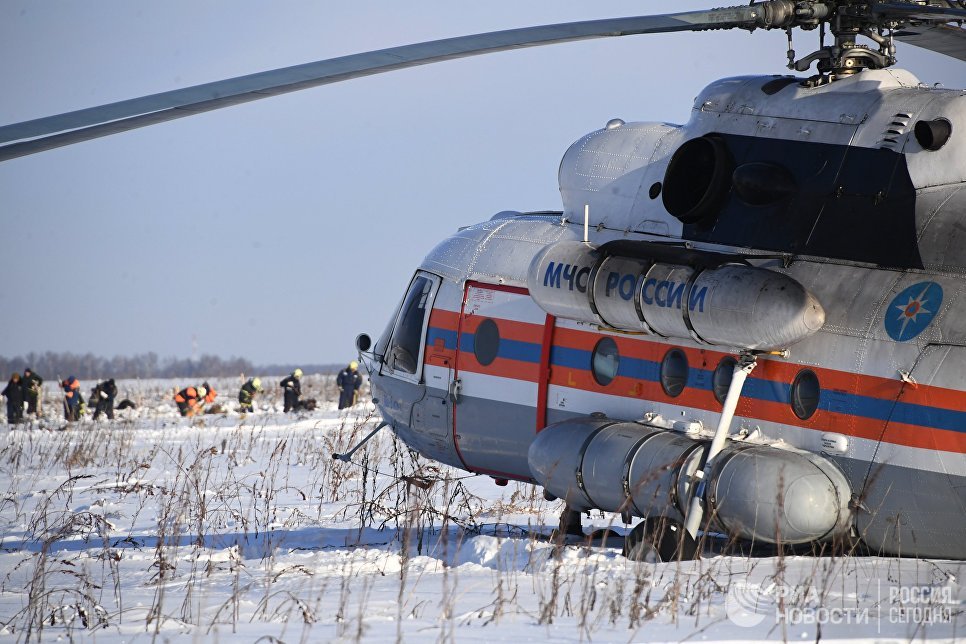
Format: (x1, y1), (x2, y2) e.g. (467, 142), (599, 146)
(386, 274), (435, 375)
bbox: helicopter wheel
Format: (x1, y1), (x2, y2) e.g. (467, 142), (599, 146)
(622, 516), (699, 562)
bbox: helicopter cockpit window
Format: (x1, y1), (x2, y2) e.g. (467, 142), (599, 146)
(591, 337), (620, 386)
(660, 348), (689, 397)
(387, 275), (435, 375)
(790, 369), (821, 420)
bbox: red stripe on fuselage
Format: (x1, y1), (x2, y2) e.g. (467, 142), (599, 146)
(423, 302), (966, 454)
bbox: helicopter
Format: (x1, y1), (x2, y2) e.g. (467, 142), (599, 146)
(2, 1), (965, 561)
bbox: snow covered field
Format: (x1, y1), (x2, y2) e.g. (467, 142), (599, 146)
(0, 375), (962, 642)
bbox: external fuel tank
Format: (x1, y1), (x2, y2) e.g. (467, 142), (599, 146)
(527, 241), (825, 351)
(528, 416), (853, 545)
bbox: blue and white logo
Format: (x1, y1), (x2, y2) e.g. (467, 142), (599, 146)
(885, 281), (943, 342)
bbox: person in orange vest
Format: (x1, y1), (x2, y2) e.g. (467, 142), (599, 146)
(62, 376), (84, 421)
(174, 385), (206, 417)
(201, 381), (217, 404)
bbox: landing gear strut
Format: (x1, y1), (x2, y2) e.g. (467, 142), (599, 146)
(623, 516), (699, 562)
(553, 507), (585, 540)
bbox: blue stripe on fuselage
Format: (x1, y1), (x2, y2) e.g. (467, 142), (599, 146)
(427, 326), (457, 350)
(549, 345), (966, 434)
(457, 331), (542, 363)
(429, 326), (966, 434)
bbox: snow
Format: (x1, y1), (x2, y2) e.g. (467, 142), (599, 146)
(0, 376), (962, 642)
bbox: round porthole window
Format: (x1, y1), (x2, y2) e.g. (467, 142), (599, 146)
(712, 356), (738, 405)
(791, 369), (820, 420)
(660, 349), (689, 398)
(473, 318), (500, 366)
(591, 337), (620, 386)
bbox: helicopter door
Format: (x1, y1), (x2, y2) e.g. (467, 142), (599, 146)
(381, 272), (468, 468)
(452, 281), (553, 479)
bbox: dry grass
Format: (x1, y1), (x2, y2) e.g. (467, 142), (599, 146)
(0, 376), (959, 642)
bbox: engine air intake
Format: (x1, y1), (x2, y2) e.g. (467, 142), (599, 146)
(662, 135), (733, 225)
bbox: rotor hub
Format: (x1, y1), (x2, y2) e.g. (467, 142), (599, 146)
(824, 44), (893, 74)
(759, 1), (962, 81)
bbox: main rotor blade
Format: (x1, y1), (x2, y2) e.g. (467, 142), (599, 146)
(0, 7), (766, 162)
(872, 3), (966, 23)
(894, 23), (966, 62)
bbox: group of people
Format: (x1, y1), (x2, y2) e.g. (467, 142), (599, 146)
(174, 382), (218, 417)
(62, 376), (123, 422)
(242, 362), (363, 414)
(248, 362), (361, 412)
(0, 369), (119, 424)
(61, 376), (121, 422)
(1, 368), (42, 424)
(3, 361), (366, 425)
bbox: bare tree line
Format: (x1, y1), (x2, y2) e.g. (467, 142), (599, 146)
(0, 352), (340, 380)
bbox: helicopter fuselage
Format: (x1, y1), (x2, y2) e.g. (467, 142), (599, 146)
(366, 68), (966, 560)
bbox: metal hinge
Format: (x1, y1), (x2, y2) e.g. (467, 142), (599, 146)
(448, 378), (462, 404)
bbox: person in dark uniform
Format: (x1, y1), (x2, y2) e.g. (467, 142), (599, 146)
(279, 369), (302, 412)
(2, 373), (25, 424)
(22, 368), (43, 417)
(336, 361), (363, 410)
(238, 377), (262, 413)
(174, 385), (206, 417)
(92, 378), (118, 420)
(62, 376), (84, 421)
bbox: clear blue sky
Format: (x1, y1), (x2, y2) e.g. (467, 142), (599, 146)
(1, 1), (964, 365)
